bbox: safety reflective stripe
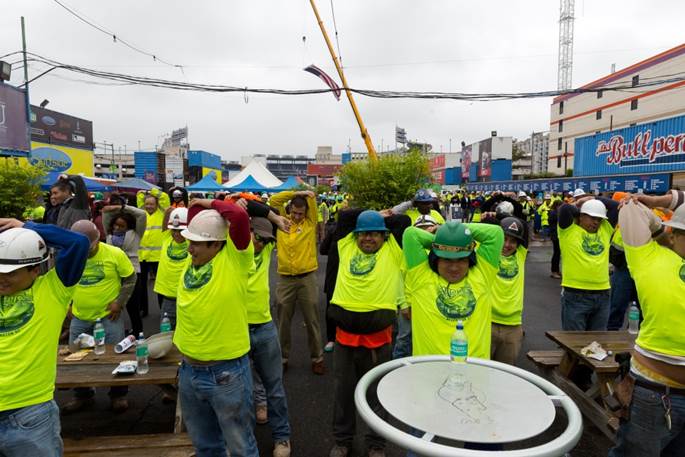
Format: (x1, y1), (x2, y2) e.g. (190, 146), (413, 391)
(146, 226), (163, 230)
(139, 246), (162, 251)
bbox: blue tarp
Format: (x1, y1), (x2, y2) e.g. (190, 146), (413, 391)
(270, 176), (302, 191)
(224, 175), (271, 193)
(187, 174), (225, 192)
(41, 172), (111, 191)
(115, 177), (160, 191)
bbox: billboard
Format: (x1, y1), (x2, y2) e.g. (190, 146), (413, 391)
(0, 84), (30, 151)
(30, 106), (93, 150)
(202, 167), (221, 184)
(26, 141), (94, 175)
(165, 155), (184, 186)
(464, 172), (670, 194)
(478, 138), (492, 178)
(461, 145), (472, 180)
(574, 114), (685, 177)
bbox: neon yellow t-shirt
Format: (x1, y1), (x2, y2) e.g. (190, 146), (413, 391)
(406, 208), (446, 225)
(174, 239), (254, 361)
(407, 257), (495, 359)
(331, 233), (405, 313)
(154, 234), (189, 299)
(246, 242), (275, 324)
(559, 221), (612, 290)
(0, 270), (73, 410)
(72, 243), (135, 321)
(625, 241), (685, 357)
(491, 246), (527, 326)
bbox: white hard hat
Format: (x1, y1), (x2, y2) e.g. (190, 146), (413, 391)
(517, 191), (526, 197)
(181, 209), (227, 242)
(0, 228), (49, 274)
(261, 193), (268, 199)
(662, 205), (685, 231)
(572, 188), (586, 198)
(495, 201), (515, 218)
(172, 189), (183, 197)
(580, 199), (608, 219)
(544, 193), (551, 199)
(414, 215), (439, 228)
(167, 207), (189, 230)
(146, 331), (174, 359)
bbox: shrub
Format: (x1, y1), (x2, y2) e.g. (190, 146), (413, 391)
(0, 158), (46, 219)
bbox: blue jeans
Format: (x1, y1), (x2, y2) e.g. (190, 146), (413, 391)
(392, 311), (412, 359)
(179, 356), (258, 457)
(561, 288), (610, 331)
(0, 400), (62, 457)
(69, 316), (127, 398)
(608, 265), (639, 331)
(248, 320), (291, 441)
(609, 380), (685, 457)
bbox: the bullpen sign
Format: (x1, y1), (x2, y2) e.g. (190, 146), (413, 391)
(0, 84), (30, 151)
(575, 114), (685, 177)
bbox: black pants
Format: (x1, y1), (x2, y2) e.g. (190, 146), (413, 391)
(551, 237), (561, 273)
(137, 261), (160, 317)
(333, 342), (391, 449)
(126, 273), (143, 336)
(325, 300), (337, 343)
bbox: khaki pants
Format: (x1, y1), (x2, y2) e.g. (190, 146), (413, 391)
(490, 323), (523, 365)
(276, 272), (323, 362)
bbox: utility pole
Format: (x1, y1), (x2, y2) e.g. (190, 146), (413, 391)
(309, 0), (377, 161)
(21, 17), (31, 152)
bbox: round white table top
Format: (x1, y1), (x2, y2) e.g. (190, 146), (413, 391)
(377, 360), (556, 444)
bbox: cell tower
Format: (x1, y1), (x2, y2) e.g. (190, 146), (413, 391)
(557, 0), (575, 90)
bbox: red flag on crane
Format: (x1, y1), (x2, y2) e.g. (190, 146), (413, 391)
(304, 64), (341, 101)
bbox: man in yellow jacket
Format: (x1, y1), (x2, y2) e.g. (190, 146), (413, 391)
(270, 190), (325, 374)
(136, 189), (169, 316)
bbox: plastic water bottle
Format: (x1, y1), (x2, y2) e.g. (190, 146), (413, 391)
(160, 313), (172, 333)
(93, 319), (105, 355)
(136, 332), (149, 374)
(450, 320), (468, 363)
(628, 302), (640, 335)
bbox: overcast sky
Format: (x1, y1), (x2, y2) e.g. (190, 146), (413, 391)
(2, 0), (684, 161)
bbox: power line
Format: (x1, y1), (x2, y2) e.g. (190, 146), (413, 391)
(51, 0), (183, 70)
(23, 52), (685, 102)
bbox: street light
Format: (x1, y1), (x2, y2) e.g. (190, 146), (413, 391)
(39, 99), (49, 108)
(0, 61), (11, 81)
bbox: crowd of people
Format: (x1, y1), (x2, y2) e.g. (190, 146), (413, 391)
(0, 172), (683, 457)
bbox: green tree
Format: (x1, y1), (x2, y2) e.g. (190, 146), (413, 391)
(0, 159), (46, 219)
(338, 149), (431, 210)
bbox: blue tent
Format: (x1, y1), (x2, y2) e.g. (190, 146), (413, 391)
(41, 172), (111, 191)
(270, 176), (302, 191)
(225, 175), (270, 193)
(187, 175), (225, 192)
(115, 177), (160, 191)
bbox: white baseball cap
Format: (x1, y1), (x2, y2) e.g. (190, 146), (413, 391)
(167, 207), (189, 230)
(0, 228), (49, 273)
(580, 199), (608, 219)
(181, 210), (227, 242)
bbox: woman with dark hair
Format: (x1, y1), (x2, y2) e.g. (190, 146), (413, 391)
(102, 199), (147, 336)
(548, 199), (563, 279)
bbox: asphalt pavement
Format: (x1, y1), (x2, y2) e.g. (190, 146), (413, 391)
(57, 242), (613, 456)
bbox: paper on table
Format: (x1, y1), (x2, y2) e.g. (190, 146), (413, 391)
(580, 341), (608, 361)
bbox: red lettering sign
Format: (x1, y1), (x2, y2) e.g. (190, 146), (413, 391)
(595, 129), (685, 166)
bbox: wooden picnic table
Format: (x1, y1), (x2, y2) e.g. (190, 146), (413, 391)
(543, 330), (637, 441)
(56, 344), (184, 434)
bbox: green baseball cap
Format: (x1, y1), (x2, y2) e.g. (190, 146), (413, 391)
(432, 222), (475, 259)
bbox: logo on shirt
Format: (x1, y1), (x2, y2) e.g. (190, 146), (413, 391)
(184, 263), (212, 290)
(167, 242), (189, 261)
(349, 252), (377, 276)
(0, 290), (34, 336)
(497, 255), (519, 279)
(79, 262), (105, 286)
(436, 284), (476, 321)
(679, 263), (685, 283)
(581, 233), (605, 256)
